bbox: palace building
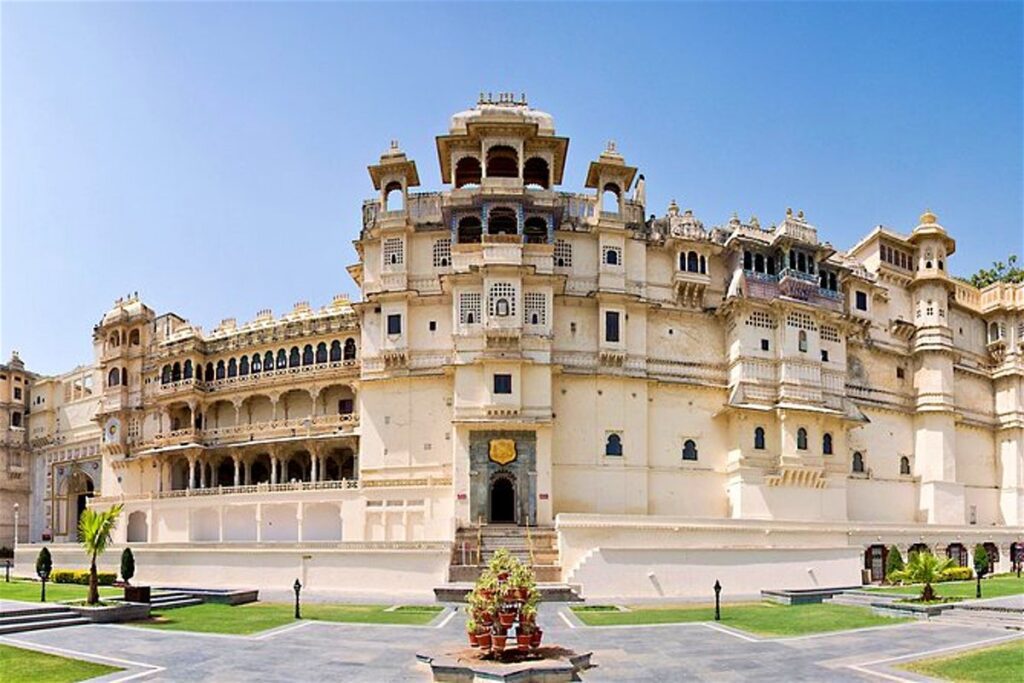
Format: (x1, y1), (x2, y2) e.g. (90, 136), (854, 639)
(14, 95), (1024, 598)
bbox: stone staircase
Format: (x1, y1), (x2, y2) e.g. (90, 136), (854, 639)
(0, 605), (89, 635)
(149, 591), (204, 610)
(825, 590), (902, 608)
(934, 606), (1024, 631)
(448, 524), (561, 583)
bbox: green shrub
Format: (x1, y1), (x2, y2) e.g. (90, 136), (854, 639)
(973, 545), (989, 577)
(50, 569), (116, 585)
(120, 547), (135, 585)
(939, 566), (973, 582)
(885, 546), (905, 582)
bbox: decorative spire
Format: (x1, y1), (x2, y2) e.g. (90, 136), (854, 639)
(919, 208), (938, 225)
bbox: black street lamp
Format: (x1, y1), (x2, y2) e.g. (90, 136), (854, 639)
(3, 559), (10, 583)
(293, 579), (302, 619)
(714, 580), (722, 621)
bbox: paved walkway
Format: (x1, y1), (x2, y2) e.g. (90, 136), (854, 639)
(1, 603), (1021, 681)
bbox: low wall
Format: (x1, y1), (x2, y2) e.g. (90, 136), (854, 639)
(15, 542), (450, 598)
(566, 546), (863, 600)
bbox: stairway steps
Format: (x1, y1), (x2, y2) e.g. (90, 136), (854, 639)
(0, 612), (79, 627)
(151, 598), (203, 610)
(0, 616), (88, 635)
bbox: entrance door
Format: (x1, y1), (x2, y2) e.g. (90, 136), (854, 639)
(490, 477), (516, 523)
(865, 545), (886, 582)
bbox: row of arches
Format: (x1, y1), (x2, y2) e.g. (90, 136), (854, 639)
(679, 251), (707, 274)
(864, 542), (1004, 582)
(851, 452), (912, 476)
(603, 435), (701, 461)
(170, 448), (356, 490)
(454, 150), (551, 189)
(106, 328), (141, 350)
(165, 384), (355, 432)
(107, 367), (128, 387)
(161, 338), (357, 384)
(455, 212), (549, 244)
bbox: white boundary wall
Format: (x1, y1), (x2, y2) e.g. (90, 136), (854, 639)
(15, 543), (450, 598)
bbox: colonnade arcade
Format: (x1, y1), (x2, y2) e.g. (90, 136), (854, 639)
(159, 440), (358, 492)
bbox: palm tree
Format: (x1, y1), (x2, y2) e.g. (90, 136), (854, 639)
(890, 551), (954, 602)
(78, 504), (123, 605)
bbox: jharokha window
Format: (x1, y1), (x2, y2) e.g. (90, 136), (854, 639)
(605, 433), (623, 456)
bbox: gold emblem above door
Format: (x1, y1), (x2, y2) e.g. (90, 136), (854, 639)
(489, 439), (517, 466)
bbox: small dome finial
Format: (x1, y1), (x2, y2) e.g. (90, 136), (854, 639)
(919, 208), (938, 225)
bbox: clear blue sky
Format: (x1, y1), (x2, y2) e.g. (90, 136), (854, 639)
(3, 2), (1021, 375)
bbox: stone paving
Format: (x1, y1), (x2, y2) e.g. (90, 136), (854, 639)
(0, 602), (1021, 681)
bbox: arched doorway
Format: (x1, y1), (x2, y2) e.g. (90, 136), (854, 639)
(490, 476), (516, 524)
(69, 472), (95, 541)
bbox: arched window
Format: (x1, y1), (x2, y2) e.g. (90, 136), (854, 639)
(682, 439), (698, 461)
(797, 252), (806, 273)
(601, 183), (620, 213)
(251, 354), (262, 373)
(797, 428), (808, 450)
(822, 433), (833, 455)
(486, 145), (518, 178)
(109, 332), (120, 348)
(749, 423), (765, 450)
(688, 252), (699, 272)
(605, 433), (623, 456)
(488, 207), (517, 235)
(330, 340), (342, 362)
(798, 330), (808, 352)
(495, 298), (510, 316)
(227, 358), (237, 378)
(754, 253), (765, 273)
(789, 251), (797, 270)
(700, 255), (707, 274)
(264, 351), (274, 371)
(766, 256), (775, 275)
(343, 338), (356, 360)
(289, 347), (301, 367)
(239, 355), (249, 376)
(316, 342), (328, 364)
(109, 368), (121, 387)
(205, 363), (214, 382)
(523, 157), (550, 189)
(215, 360), (226, 380)
(605, 248), (619, 266)
(302, 345), (314, 366)
(384, 181), (403, 211)
(900, 456), (911, 475)
(122, 368), (128, 386)
(523, 216), (548, 244)
(129, 329), (140, 345)
(457, 215), (482, 244)
(989, 322), (1001, 342)
(852, 452), (865, 473)
(183, 360), (193, 380)
(454, 156), (482, 188)
(171, 362), (182, 382)
(938, 259), (944, 271)
(276, 349), (287, 369)
(744, 251), (753, 271)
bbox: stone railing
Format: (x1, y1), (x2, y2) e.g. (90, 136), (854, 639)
(775, 219), (818, 245)
(158, 360), (359, 397)
(142, 413), (358, 450)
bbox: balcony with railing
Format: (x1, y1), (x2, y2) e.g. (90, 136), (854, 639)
(141, 413), (359, 451)
(157, 359), (359, 398)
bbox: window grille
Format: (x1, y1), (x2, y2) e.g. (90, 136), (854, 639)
(488, 283), (517, 317)
(746, 311), (777, 329)
(554, 240), (572, 268)
(459, 292), (482, 325)
(524, 292), (547, 326)
(821, 325), (840, 343)
(787, 311), (818, 331)
(383, 238), (404, 267)
(433, 238), (451, 268)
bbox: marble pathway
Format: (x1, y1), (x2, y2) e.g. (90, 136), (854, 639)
(1, 602), (1020, 682)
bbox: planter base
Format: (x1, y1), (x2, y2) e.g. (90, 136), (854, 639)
(417, 646), (591, 682)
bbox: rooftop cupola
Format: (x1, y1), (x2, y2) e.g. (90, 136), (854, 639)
(436, 94), (569, 189)
(907, 209), (956, 275)
(585, 141), (639, 218)
(368, 140), (420, 214)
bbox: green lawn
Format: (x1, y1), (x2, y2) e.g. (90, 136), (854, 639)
(899, 639), (1024, 682)
(867, 573), (1024, 600)
(0, 579), (119, 604)
(137, 602), (443, 635)
(0, 644), (121, 683)
(570, 601), (910, 635)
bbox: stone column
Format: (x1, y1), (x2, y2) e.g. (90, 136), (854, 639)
(199, 458), (207, 488)
(271, 457), (278, 485)
(233, 456), (241, 487)
(297, 503), (304, 543)
(311, 453), (319, 483)
(255, 503), (262, 543)
(187, 457), (196, 491)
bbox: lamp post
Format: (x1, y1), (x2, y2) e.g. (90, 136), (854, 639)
(714, 580), (722, 621)
(12, 503), (19, 558)
(293, 578), (302, 619)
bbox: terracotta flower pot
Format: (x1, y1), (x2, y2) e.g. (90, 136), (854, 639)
(480, 589), (494, 600)
(498, 611), (516, 628)
(518, 587), (530, 601)
(477, 632), (492, 650)
(492, 633), (507, 651)
(516, 633), (532, 651)
(480, 611), (493, 625)
(530, 629), (543, 649)
(468, 632), (479, 647)
(497, 572), (509, 581)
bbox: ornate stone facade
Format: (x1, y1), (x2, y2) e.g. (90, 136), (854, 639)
(15, 95), (1024, 595)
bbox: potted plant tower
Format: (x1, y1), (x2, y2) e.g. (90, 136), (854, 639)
(464, 548), (543, 660)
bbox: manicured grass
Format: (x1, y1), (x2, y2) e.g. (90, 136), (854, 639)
(867, 573), (1024, 600)
(899, 639), (1024, 682)
(0, 644), (121, 683)
(0, 579), (119, 604)
(137, 602), (442, 634)
(570, 601), (910, 635)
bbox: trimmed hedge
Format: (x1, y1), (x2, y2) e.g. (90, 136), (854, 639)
(939, 566), (973, 582)
(50, 569), (116, 585)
